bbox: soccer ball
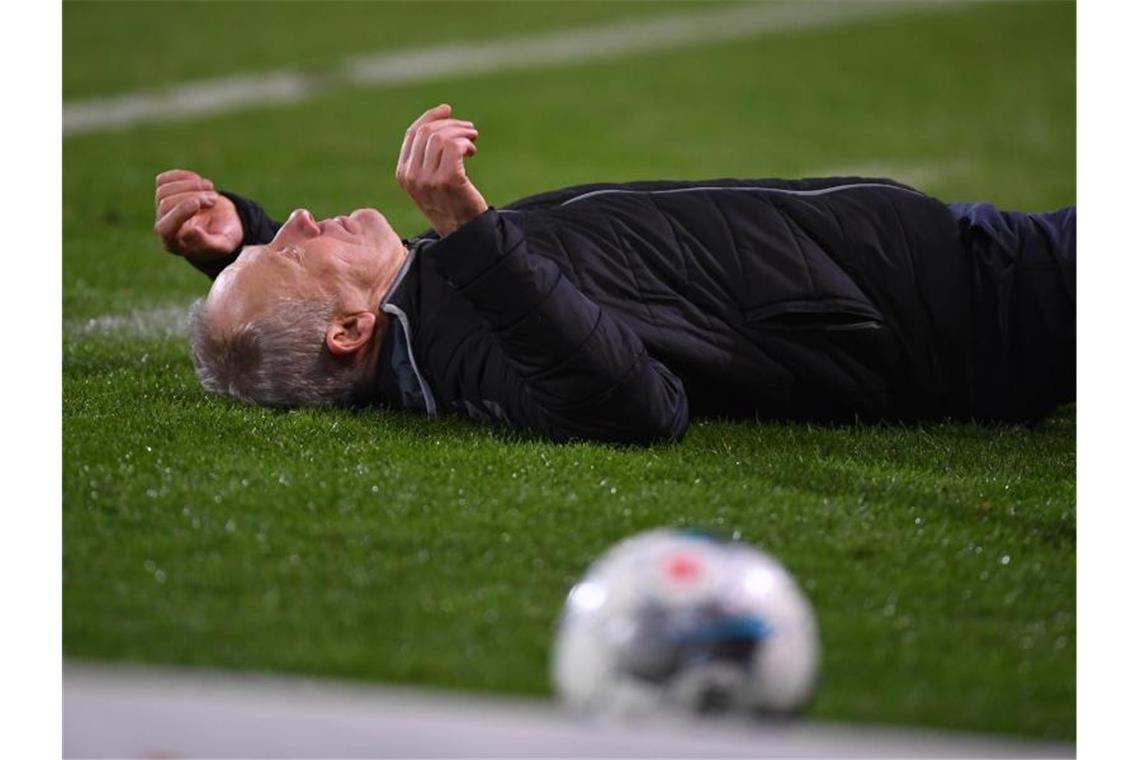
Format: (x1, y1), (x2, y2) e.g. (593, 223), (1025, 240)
(552, 528), (820, 717)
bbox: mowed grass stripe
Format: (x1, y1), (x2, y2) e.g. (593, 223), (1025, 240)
(63, 1), (958, 135)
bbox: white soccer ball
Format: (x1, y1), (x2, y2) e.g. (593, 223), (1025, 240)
(552, 528), (820, 717)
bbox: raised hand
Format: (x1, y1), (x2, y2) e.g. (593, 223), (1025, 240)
(154, 169), (243, 261)
(395, 104), (489, 237)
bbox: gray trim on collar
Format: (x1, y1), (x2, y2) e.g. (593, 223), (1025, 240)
(379, 302), (437, 417)
(377, 239), (437, 417)
(380, 240), (422, 307)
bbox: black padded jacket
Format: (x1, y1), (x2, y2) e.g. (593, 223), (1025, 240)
(196, 177), (979, 445)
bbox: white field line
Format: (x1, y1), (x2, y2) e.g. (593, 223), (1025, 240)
(65, 303), (192, 341)
(63, 1), (961, 136)
(804, 161), (976, 190)
(63, 661), (1074, 758)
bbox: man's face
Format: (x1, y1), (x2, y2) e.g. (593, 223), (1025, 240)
(206, 207), (402, 329)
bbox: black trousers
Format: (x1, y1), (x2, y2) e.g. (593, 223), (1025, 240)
(948, 203), (1076, 421)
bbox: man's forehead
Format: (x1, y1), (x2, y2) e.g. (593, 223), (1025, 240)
(206, 246), (264, 326)
(207, 242), (316, 327)
(209, 248), (253, 299)
(204, 272), (243, 330)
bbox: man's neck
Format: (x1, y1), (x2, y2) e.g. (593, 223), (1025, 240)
(371, 239), (412, 308)
(359, 240), (413, 391)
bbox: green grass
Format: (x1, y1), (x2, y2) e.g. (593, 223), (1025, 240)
(63, 0), (715, 100)
(63, 0), (1075, 741)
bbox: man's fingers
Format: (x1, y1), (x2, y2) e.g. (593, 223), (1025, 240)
(398, 120), (434, 173)
(395, 105), (479, 187)
(406, 103), (452, 133)
(397, 107), (477, 182)
(418, 119), (475, 140)
(178, 217), (231, 254)
(177, 222), (207, 251)
(155, 178), (214, 206)
(405, 119), (471, 161)
(436, 139), (478, 178)
(418, 124), (477, 166)
(397, 131), (415, 174)
(154, 196), (204, 241)
(155, 169), (202, 187)
(423, 127), (478, 174)
(400, 105), (453, 166)
(401, 117), (474, 168)
(405, 124), (432, 181)
(414, 103), (452, 127)
(157, 191), (215, 218)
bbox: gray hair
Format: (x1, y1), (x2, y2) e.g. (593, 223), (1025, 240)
(189, 296), (370, 408)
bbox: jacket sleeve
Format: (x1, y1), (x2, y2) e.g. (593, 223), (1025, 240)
(426, 209), (690, 446)
(186, 191), (283, 281)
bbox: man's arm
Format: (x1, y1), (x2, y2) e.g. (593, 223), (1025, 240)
(153, 169), (281, 280)
(429, 210), (690, 445)
(394, 104), (688, 444)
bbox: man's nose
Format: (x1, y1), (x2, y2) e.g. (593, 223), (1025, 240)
(286, 208), (321, 238)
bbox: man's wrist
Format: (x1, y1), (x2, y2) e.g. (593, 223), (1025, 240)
(427, 199), (489, 238)
(425, 207), (504, 290)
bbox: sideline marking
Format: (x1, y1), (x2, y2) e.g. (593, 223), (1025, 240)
(66, 303), (191, 341)
(63, 2), (958, 136)
(803, 161), (975, 191)
(63, 661), (1074, 758)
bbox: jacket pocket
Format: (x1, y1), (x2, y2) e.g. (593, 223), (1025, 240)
(745, 297), (884, 332)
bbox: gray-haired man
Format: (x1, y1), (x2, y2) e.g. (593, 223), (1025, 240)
(156, 105), (1075, 444)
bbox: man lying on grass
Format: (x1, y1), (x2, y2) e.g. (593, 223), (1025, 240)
(155, 104), (1075, 445)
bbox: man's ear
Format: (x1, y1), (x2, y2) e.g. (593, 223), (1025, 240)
(325, 311), (377, 357)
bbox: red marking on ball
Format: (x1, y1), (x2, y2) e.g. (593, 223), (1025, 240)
(664, 553), (702, 582)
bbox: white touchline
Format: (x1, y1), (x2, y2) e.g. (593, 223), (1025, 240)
(64, 662), (1075, 759)
(66, 303), (192, 341)
(63, 1), (963, 136)
(802, 161), (976, 190)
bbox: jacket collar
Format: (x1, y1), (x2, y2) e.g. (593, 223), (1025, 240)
(370, 237), (437, 414)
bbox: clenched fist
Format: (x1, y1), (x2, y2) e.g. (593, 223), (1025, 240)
(154, 169), (243, 262)
(395, 104), (489, 237)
